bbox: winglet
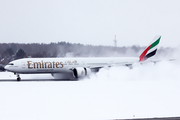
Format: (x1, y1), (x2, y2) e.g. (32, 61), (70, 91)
(139, 35), (161, 62)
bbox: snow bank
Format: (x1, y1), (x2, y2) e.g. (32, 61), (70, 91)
(0, 61), (180, 120)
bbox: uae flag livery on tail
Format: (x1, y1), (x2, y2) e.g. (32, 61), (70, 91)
(139, 35), (161, 61)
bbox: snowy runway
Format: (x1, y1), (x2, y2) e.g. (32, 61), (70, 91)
(0, 61), (180, 120)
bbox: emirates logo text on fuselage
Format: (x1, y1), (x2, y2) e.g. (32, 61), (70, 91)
(27, 61), (64, 69)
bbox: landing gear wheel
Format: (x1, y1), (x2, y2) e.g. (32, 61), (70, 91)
(17, 74), (21, 81)
(17, 77), (21, 81)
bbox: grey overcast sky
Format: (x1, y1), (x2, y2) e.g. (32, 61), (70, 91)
(0, 0), (180, 47)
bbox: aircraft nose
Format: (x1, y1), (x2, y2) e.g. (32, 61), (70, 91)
(4, 65), (8, 70)
(4, 65), (10, 71)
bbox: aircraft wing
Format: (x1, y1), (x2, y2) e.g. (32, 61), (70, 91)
(88, 62), (134, 71)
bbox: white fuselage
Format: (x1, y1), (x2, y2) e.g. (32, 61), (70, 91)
(5, 57), (139, 74)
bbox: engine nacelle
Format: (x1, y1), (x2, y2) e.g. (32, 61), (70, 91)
(73, 67), (91, 78)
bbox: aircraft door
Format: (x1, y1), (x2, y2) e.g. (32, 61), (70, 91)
(82, 61), (86, 66)
(21, 62), (26, 68)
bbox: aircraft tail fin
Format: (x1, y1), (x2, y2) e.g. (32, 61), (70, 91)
(139, 35), (161, 62)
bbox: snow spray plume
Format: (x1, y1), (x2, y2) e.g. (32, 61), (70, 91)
(87, 60), (180, 81)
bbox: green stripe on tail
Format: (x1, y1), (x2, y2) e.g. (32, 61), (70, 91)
(139, 36), (161, 62)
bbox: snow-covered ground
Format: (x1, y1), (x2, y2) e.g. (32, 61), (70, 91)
(0, 61), (180, 120)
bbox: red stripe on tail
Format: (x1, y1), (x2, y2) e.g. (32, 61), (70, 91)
(139, 45), (151, 61)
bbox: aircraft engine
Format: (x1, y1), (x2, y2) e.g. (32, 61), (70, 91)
(73, 67), (91, 78)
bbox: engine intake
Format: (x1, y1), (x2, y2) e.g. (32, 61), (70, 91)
(73, 67), (91, 78)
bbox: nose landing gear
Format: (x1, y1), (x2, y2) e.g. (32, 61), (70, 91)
(16, 74), (21, 81)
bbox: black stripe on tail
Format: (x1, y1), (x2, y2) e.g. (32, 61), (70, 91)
(144, 49), (157, 61)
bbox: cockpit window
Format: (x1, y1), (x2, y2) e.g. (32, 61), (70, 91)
(8, 63), (14, 65)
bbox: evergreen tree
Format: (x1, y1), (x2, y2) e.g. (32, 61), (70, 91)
(15, 48), (26, 59)
(1, 48), (14, 58)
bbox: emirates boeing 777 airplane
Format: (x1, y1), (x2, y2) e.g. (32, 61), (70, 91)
(5, 36), (161, 81)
